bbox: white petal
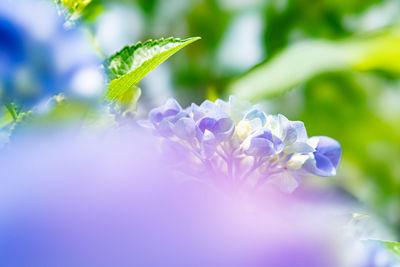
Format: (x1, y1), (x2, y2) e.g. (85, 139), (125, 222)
(287, 154), (311, 170)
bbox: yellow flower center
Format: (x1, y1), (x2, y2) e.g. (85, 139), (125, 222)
(236, 120), (252, 139)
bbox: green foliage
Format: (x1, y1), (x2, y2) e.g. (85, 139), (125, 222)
(3, 103), (18, 124)
(56, 0), (92, 17)
(1, 103), (28, 128)
(57, 0), (92, 12)
(0, 108), (14, 130)
(228, 28), (400, 100)
(263, 0), (381, 56)
(104, 37), (200, 115)
(384, 241), (400, 258)
(56, 0), (103, 23)
(0, 103), (31, 148)
(9, 95), (113, 136)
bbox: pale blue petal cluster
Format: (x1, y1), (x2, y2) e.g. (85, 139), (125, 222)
(242, 129), (283, 157)
(142, 96), (342, 193)
(303, 136), (342, 177)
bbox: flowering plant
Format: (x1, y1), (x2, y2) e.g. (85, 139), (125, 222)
(141, 96), (341, 193)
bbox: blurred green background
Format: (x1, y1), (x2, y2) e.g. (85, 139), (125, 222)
(79, 0), (400, 235)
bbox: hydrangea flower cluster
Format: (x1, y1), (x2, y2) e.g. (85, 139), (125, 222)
(141, 96), (341, 193)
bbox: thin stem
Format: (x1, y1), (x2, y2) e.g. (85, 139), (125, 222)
(186, 145), (218, 179)
(227, 157), (233, 180)
(188, 147), (205, 163)
(217, 143), (235, 181)
(220, 142), (230, 156)
(239, 157), (261, 184)
(233, 157), (239, 182)
(216, 150), (227, 161)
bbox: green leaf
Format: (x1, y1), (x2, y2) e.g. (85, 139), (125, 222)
(110, 85), (142, 116)
(56, 0), (92, 16)
(105, 37), (200, 115)
(0, 106), (14, 129)
(1, 103), (26, 129)
(55, 0), (103, 23)
(0, 103), (31, 149)
(364, 239), (400, 259)
(228, 27), (400, 101)
(384, 241), (400, 258)
(4, 103), (19, 122)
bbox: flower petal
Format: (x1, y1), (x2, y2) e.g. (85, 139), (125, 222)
(284, 142), (315, 154)
(173, 117), (196, 140)
(214, 117), (235, 141)
(270, 170), (300, 193)
(287, 154), (311, 170)
(201, 130), (216, 159)
(314, 136), (341, 168)
(155, 119), (174, 137)
(198, 117), (217, 133)
(149, 107), (164, 123)
(245, 108), (266, 126)
(243, 137), (275, 156)
(303, 154), (336, 177)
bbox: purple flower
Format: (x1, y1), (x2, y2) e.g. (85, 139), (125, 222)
(303, 136), (342, 177)
(242, 129), (284, 157)
(141, 97), (342, 194)
(149, 98), (182, 124)
(197, 116), (235, 142)
(200, 130), (217, 159)
(172, 117), (196, 140)
(266, 114), (313, 154)
(244, 108), (266, 126)
(193, 100), (235, 142)
(147, 99), (193, 138)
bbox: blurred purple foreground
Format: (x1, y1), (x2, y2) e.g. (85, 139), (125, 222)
(0, 127), (354, 267)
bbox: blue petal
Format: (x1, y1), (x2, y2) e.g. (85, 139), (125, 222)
(213, 117), (235, 141)
(164, 98), (182, 114)
(199, 100), (215, 112)
(303, 154), (335, 177)
(169, 111), (190, 124)
(254, 129), (273, 140)
(148, 99), (182, 124)
(244, 137), (275, 156)
(315, 153), (335, 174)
(284, 142), (314, 154)
(291, 121), (308, 141)
(244, 129), (284, 156)
(201, 130), (216, 159)
(163, 108), (180, 118)
(314, 136), (341, 168)
(283, 126), (297, 145)
(302, 136), (341, 177)
(173, 117), (196, 140)
(190, 103), (204, 122)
(155, 120), (174, 138)
(149, 107), (164, 123)
(271, 135), (284, 153)
(245, 109), (266, 126)
(198, 117), (217, 133)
